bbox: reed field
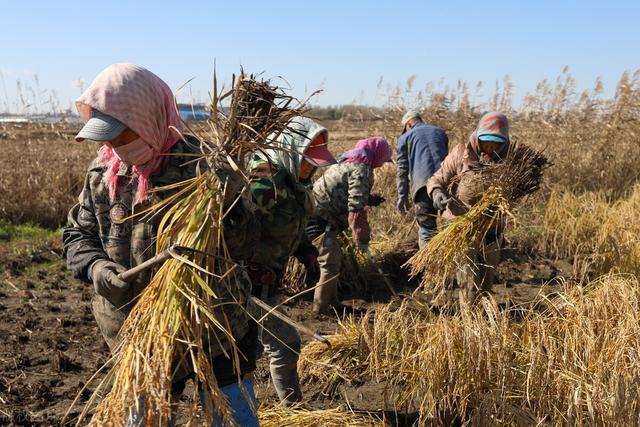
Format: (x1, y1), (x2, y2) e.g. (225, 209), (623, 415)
(1, 70), (640, 425)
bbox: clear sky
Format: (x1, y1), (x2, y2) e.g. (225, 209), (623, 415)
(1, 0), (638, 113)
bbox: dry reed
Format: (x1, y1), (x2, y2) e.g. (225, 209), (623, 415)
(541, 185), (640, 280)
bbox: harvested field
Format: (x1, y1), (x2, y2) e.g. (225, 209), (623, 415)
(2, 70), (640, 425)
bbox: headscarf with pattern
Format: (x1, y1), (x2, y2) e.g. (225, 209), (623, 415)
(76, 63), (184, 203)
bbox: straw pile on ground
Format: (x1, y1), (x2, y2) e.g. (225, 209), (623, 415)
(77, 73), (307, 426)
(258, 403), (389, 427)
(298, 317), (369, 397)
(299, 274), (640, 425)
(405, 143), (549, 294)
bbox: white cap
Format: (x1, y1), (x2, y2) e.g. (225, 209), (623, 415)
(401, 110), (422, 127)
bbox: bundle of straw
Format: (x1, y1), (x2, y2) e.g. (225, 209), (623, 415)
(76, 72), (309, 426)
(298, 317), (369, 397)
(281, 257), (306, 295)
(259, 403), (389, 427)
(405, 143), (549, 294)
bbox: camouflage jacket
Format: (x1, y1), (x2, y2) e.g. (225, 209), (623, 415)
(62, 138), (258, 352)
(248, 160), (314, 276)
(312, 162), (374, 230)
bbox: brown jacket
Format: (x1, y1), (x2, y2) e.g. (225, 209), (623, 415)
(427, 131), (509, 221)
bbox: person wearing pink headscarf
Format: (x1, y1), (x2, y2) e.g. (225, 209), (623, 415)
(62, 64), (260, 426)
(307, 136), (392, 314)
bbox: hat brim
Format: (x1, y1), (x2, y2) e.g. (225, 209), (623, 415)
(75, 111), (127, 142)
(303, 144), (336, 168)
(478, 134), (507, 144)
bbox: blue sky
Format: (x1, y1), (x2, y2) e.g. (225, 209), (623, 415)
(1, 0), (638, 113)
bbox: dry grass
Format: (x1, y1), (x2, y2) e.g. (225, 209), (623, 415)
(541, 185), (640, 280)
(298, 317), (369, 397)
(0, 122), (95, 227)
(258, 403), (389, 426)
(298, 274), (640, 425)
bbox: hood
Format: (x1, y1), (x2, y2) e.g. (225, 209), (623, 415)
(256, 116), (329, 181)
(470, 112), (510, 161)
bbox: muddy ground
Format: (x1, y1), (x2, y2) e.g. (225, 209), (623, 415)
(0, 230), (573, 426)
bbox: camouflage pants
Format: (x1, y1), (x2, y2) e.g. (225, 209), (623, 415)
(91, 289), (135, 351)
(254, 295), (302, 405)
(456, 239), (502, 306)
(311, 229), (342, 314)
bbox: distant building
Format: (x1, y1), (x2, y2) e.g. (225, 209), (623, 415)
(177, 104), (210, 122)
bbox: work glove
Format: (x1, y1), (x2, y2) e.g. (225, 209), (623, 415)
(432, 189), (452, 211)
(215, 154), (248, 207)
(294, 242), (321, 287)
(301, 253), (320, 287)
(90, 260), (129, 304)
(367, 193), (386, 207)
(396, 196), (411, 214)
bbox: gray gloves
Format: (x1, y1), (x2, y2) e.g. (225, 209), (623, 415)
(90, 260), (129, 304)
(432, 189), (452, 211)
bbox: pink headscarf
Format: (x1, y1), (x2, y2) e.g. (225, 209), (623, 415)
(76, 63), (184, 203)
(339, 136), (392, 168)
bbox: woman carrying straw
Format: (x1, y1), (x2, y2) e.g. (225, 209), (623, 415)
(307, 137), (392, 314)
(427, 112), (510, 306)
(63, 64), (259, 425)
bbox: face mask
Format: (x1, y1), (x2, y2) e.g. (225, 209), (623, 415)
(112, 138), (155, 166)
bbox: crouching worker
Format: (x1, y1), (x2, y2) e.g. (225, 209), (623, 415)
(426, 112), (510, 306)
(62, 64), (259, 426)
(248, 116), (335, 405)
(308, 137), (392, 314)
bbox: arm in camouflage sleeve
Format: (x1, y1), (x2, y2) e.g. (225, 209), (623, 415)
(62, 173), (108, 283)
(346, 164), (372, 213)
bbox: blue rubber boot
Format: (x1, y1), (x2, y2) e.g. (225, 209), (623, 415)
(202, 378), (259, 427)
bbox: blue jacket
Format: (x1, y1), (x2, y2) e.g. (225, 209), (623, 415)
(396, 122), (448, 200)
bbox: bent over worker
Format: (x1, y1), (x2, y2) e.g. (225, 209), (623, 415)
(308, 136), (392, 314)
(396, 110), (448, 248)
(426, 112), (510, 306)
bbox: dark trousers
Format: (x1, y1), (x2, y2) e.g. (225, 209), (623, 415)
(414, 187), (438, 248)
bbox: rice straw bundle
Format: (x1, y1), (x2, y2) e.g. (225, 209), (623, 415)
(281, 257), (306, 295)
(405, 143), (549, 294)
(298, 317), (369, 397)
(76, 72), (308, 426)
(259, 403), (389, 427)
